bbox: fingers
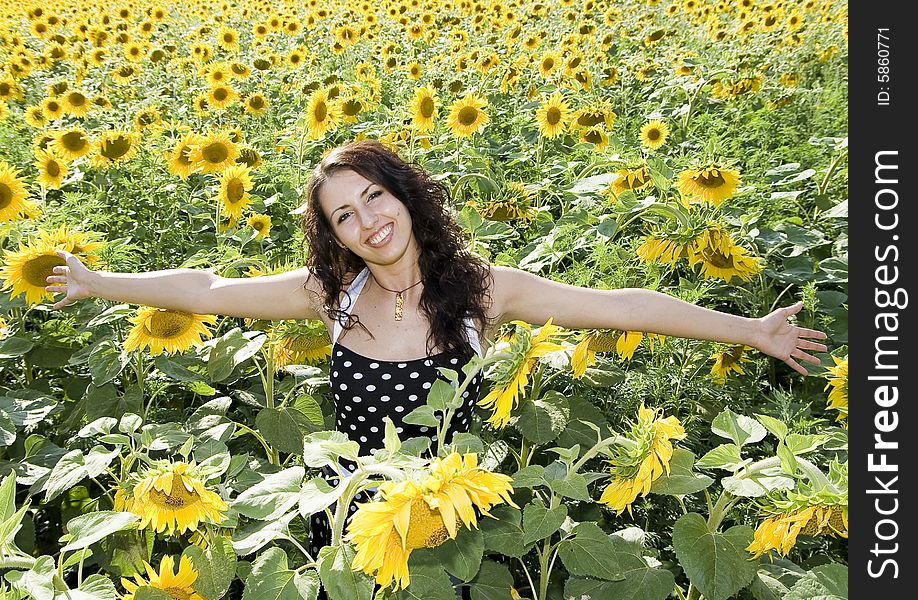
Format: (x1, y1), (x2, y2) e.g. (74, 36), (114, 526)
(790, 349), (820, 365)
(784, 301), (804, 316)
(797, 326), (828, 340)
(796, 339), (828, 353)
(785, 356), (808, 376)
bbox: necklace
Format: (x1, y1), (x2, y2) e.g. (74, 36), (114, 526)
(371, 275), (422, 321)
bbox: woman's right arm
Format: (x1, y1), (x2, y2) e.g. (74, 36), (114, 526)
(46, 250), (323, 321)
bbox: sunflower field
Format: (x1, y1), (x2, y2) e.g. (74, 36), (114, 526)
(0, 0), (848, 599)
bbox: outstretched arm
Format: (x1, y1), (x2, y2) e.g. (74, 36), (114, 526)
(490, 266), (828, 375)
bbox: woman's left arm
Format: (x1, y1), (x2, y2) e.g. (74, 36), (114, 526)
(490, 266), (828, 375)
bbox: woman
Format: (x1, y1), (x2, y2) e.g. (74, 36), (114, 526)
(46, 139), (827, 592)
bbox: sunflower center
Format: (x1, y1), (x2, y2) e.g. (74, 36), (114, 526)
(419, 97), (434, 118)
(695, 172), (726, 188)
(405, 502), (450, 550)
(61, 132), (88, 152)
(583, 129), (603, 144)
(101, 136), (131, 159)
(177, 145), (194, 166)
(546, 107), (561, 125)
(202, 143), (229, 164)
(286, 333), (331, 351)
(588, 331), (618, 353)
(225, 178), (246, 203)
(68, 93), (86, 106)
(577, 112), (603, 127)
(647, 128), (661, 141)
(24, 254), (66, 287)
(0, 183), (11, 207)
(458, 106), (479, 126)
(164, 587), (193, 600)
(342, 99), (360, 116)
(45, 160), (61, 177)
(213, 88), (228, 101)
(144, 310), (196, 338)
(250, 96), (265, 109)
(701, 247), (734, 269)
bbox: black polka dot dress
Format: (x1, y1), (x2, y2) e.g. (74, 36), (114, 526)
(308, 268), (483, 567)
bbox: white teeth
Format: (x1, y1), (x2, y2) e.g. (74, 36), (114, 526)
(368, 224), (391, 245)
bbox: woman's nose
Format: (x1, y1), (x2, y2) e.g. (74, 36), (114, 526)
(357, 208), (379, 229)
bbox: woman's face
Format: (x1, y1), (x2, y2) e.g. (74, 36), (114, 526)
(317, 169), (418, 267)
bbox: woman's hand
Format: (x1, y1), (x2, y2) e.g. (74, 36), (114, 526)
(45, 250), (95, 310)
(753, 301), (828, 375)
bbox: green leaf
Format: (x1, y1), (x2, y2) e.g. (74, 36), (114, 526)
(672, 513), (757, 600)
(301, 431), (360, 468)
(696, 444), (750, 472)
(61, 573), (118, 600)
(291, 394), (324, 426)
(429, 527), (484, 582)
(402, 405), (440, 428)
(722, 462), (795, 498)
(0, 410), (14, 447)
(480, 505), (531, 558)
(549, 472), (590, 501)
(383, 417), (401, 454)
(785, 433), (826, 455)
(711, 408), (767, 447)
(776, 440), (797, 474)
(207, 329), (266, 382)
(510, 465), (544, 489)
(522, 501), (567, 546)
(650, 449), (714, 496)
(754, 414), (788, 441)
(556, 522), (626, 581)
(231, 511), (296, 556)
(4, 555), (55, 600)
(134, 588), (172, 600)
(183, 535), (236, 600)
(557, 396), (610, 449)
(44, 450), (87, 502)
(392, 554), (457, 600)
(0, 336), (34, 359)
(241, 547), (318, 600)
(514, 391), (569, 445)
(256, 408), (315, 455)
(231, 467), (304, 520)
(784, 564), (847, 600)
(426, 379), (455, 411)
(88, 341), (130, 385)
(469, 560), (514, 600)
(449, 433), (483, 455)
(297, 477), (344, 518)
(60, 512), (139, 552)
(318, 544), (374, 600)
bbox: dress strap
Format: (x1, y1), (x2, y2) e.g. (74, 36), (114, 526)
(464, 318), (483, 358)
(331, 268), (370, 345)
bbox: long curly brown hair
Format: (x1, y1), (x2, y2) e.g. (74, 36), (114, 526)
(299, 140), (492, 355)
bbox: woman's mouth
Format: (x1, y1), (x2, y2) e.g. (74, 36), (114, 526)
(366, 223), (394, 247)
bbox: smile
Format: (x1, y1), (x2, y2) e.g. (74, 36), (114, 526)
(366, 223), (393, 247)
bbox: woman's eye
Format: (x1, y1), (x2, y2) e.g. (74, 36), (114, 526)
(367, 190), (381, 202)
(337, 212), (351, 224)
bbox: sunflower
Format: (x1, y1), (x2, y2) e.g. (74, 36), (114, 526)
(709, 345), (752, 384)
(272, 323), (331, 371)
(446, 93), (489, 139)
(36, 227), (104, 262)
(579, 127), (609, 152)
(572, 105), (616, 130)
(247, 213), (272, 239)
(610, 165), (653, 196)
(537, 51), (561, 78)
(120, 555), (204, 600)
(304, 89), (341, 140)
(640, 120), (669, 150)
(571, 330), (618, 377)
(598, 404), (687, 514)
(236, 147), (262, 169)
(824, 355), (848, 422)
(688, 226), (761, 282)
(346, 452), (517, 589)
(0, 162), (30, 222)
(133, 106), (162, 130)
(191, 131), (239, 173)
(216, 165), (254, 219)
(123, 307), (217, 356)
(90, 131), (139, 169)
(34, 150), (67, 189)
(24, 105), (48, 128)
(61, 90), (91, 118)
(41, 97), (64, 121)
(409, 85), (438, 132)
(112, 64), (140, 84)
(216, 26), (240, 52)
(117, 461), (226, 535)
(1, 241), (65, 305)
(52, 127), (93, 161)
(535, 92), (570, 138)
(244, 93), (269, 116)
(748, 504), (848, 558)
(479, 320), (565, 428)
(207, 84), (237, 110)
(677, 166), (741, 205)
(165, 133), (202, 179)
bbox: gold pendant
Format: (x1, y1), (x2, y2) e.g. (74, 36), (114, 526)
(394, 292), (404, 321)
